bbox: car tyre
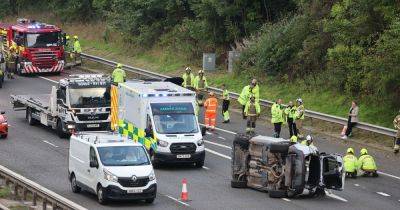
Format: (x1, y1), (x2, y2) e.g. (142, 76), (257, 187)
(268, 190), (286, 198)
(231, 180), (247, 188)
(56, 119), (67, 139)
(145, 198), (155, 204)
(70, 174), (81, 193)
(195, 160), (204, 168)
(97, 185), (107, 205)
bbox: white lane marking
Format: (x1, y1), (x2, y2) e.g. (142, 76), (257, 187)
(354, 184), (360, 187)
(376, 192), (391, 197)
(204, 140), (232, 149)
(282, 198), (291, 202)
(205, 148), (231, 160)
(202, 166), (210, 170)
(325, 190), (348, 202)
(42, 140), (59, 148)
(378, 171), (400, 181)
(218, 136), (226, 140)
(165, 195), (190, 207)
(39, 76), (57, 83)
(39, 75), (400, 183)
(206, 131), (213, 135)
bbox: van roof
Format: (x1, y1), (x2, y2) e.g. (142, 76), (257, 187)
(71, 131), (142, 146)
(120, 81), (194, 96)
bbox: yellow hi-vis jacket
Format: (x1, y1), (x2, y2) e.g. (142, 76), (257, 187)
(358, 154), (377, 171)
(112, 67), (126, 83)
(238, 85), (259, 105)
(182, 72), (195, 88)
(343, 154), (358, 173)
(271, 103), (284, 124)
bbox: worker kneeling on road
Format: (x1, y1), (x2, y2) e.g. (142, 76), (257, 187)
(204, 92), (218, 131)
(358, 148), (378, 177)
(244, 95), (260, 134)
(343, 148), (358, 178)
(112, 63), (126, 85)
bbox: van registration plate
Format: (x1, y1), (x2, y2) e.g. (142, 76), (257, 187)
(87, 124), (100, 128)
(128, 189), (143, 194)
(177, 154), (191, 159)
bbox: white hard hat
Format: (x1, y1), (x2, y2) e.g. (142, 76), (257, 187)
(306, 135), (313, 141)
(185, 67), (191, 71)
(297, 98), (303, 104)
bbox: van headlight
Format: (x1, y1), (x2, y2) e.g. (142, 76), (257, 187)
(149, 171), (156, 181)
(197, 139), (204, 146)
(103, 169), (118, 182)
(157, 140), (168, 147)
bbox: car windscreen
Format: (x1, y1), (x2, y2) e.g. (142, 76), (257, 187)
(151, 103), (198, 134)
(69, 87), (111, 108)
(26, 32), (60, 48)
(97, 146), (150, 166)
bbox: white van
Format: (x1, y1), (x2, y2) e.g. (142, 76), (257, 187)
(68, 132), (157, 204)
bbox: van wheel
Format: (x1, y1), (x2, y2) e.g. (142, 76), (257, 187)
(70, 174), (81, 193)
(26, 108), (37, 125)
(57, 119), (67, 138)
(97, 185), (107, 205)
(145, 198), (155, 204)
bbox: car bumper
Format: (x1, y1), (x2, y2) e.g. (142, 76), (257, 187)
(155, 150), (205, 163)
(104, 184), (157, 200)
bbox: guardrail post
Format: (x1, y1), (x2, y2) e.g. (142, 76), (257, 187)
(32, 192), (37, 206)
(22, 187), (27, 200)
(13, 183), (19, 199)
(42, 198), (47, 210)
(52, 202), (57, 210)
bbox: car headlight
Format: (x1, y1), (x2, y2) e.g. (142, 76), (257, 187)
(67, 124), (75, 129)
(103, 169), (118, 182)
(197, 139), (204, 146)
(149, 171), (156, 181)
(157, 140), (168, 147)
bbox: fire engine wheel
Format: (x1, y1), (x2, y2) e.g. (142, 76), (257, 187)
(57, 119), (68, 139)
(26, 108), (37, 125)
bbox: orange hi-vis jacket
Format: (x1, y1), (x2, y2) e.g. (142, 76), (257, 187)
(204, 97), (218, 114)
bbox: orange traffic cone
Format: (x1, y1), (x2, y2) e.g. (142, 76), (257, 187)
(180, 178), (188, 201)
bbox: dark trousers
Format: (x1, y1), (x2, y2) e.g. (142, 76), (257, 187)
(274, 122), (282, 138)
(247, 116), (257, 129)
(395, 138), (400, 145)
(287, 118), (297, 137)
(222, 100), (230, 114)
(346, 121), (357, 136)
(242, 105), (247, 119)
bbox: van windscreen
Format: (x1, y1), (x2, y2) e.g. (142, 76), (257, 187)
(97, 146), (149, 166)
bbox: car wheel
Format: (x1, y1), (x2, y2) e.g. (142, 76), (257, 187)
(231, 180), (247, 188)
(268, 190), (286, 198)
(57, 119), (67, 138)
(144, 198), (155, 204)
(97, 185), (107, 205)
(70, 174), (81, 193)
(26, 108), (37, 125)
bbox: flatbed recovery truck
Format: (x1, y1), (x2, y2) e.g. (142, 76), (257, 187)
(11, 74), (112, 137)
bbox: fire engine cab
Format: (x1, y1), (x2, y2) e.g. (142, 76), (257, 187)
(0, 19), (65, 75)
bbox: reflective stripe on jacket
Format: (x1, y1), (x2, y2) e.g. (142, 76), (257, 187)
(194, 76), (208, 90)
(182, 73), (194, 87)
(271, 103), (284, 123)
(244, 101), (260, 116)
(112, 68), (126, 83)
(222, 89), (229, 100)
(238, 85), (260, 105)
(73, 40), (82, 53)
(296, 105), (305, 120)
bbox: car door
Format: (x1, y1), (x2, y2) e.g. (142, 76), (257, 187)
(89, 146), (101, 191)
(320, 154), (344, 191)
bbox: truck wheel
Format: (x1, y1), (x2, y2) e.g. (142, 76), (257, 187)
(57, 119), (67, 138)
(97, 185), (108, 205)
(269, 143), (290, 153)
(70, 174), (81, 193)
(26, 108), (37, 125)
(268, 190), (286, 198)
(231, 180), (247, 188)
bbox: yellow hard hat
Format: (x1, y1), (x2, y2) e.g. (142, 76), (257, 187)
(360, 148), (368, 155)
(73, 35), (78, 39)
(290, 135), (298, 143)
(117, 63), (123, 68)
(66, 35), (70, 40)
(347, 148), (354, 154)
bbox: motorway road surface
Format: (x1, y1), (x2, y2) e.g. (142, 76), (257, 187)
(0, 68), (399, 210)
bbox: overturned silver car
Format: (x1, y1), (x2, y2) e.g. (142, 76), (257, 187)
(231, 134), (345, 198)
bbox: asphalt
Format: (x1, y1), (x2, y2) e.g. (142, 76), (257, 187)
(0, 68), (399, 210)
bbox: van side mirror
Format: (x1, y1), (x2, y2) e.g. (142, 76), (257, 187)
(90, 160), (98, 168)
(201, 126), (207, 136)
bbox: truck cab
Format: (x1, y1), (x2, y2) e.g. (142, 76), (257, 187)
(0, 19), (65, 74)
(115, 81), (205, 168)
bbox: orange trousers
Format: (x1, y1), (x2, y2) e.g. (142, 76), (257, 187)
(205, 112), (216, 129)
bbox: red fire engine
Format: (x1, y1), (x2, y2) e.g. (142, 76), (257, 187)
(0, 19), (65, 75)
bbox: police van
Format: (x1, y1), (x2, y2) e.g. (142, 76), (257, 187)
(68, 132), (157, 204)
(112, 81), (205, 168)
